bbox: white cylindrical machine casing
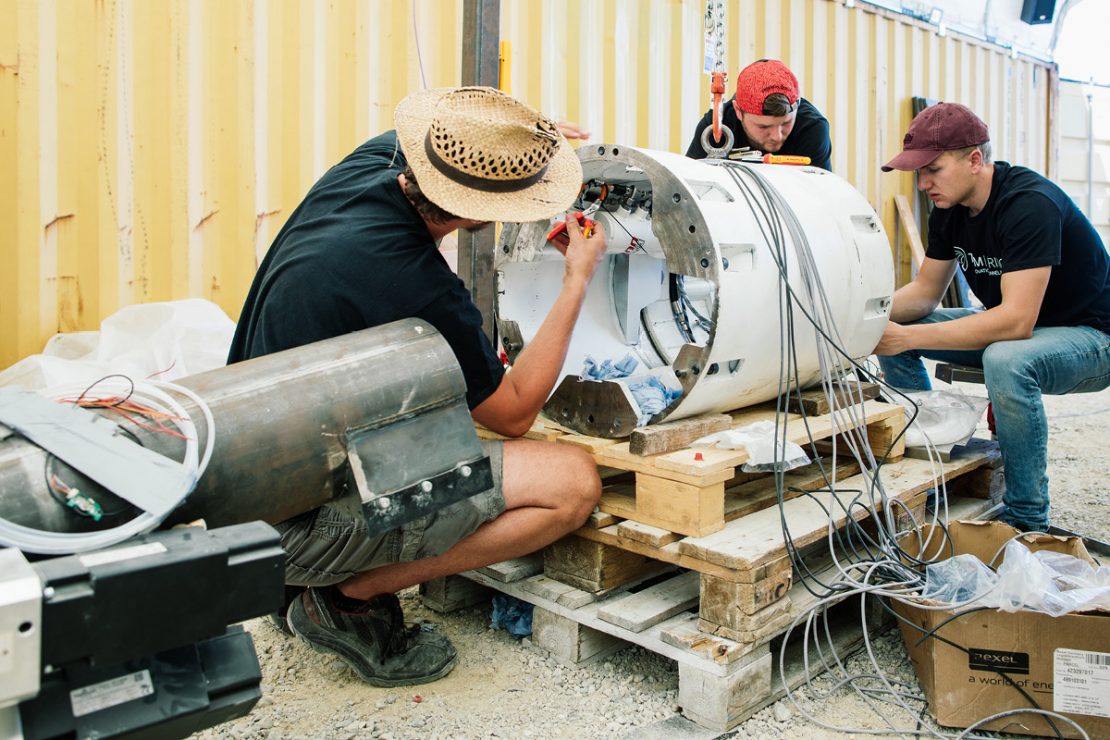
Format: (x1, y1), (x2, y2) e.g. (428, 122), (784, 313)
(497, 145), (894, 437)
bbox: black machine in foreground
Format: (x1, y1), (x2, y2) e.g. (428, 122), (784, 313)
(0, 523), (284, 739)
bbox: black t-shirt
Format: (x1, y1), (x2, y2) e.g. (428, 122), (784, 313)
(926, 162), (1110, 335)
(685, 97), (832, 171)
(227, 131), (506, 409)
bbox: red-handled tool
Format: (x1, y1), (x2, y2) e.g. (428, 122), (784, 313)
(545, 211), (597, 244)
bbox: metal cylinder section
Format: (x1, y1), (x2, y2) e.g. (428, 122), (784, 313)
(0, 319), (471, 532)
(497, 145), (894, 438)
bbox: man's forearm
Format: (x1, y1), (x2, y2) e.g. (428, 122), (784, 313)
(889, 282), (941, 323)
(897, 306), (1032, 351)
(501, 277), (590, 416)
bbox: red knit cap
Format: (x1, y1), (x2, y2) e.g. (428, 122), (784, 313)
(735, 59), (800, 115)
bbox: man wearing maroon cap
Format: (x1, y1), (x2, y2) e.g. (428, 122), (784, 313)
(686, 59), (832, 170)
(877, 102), (1110, 533)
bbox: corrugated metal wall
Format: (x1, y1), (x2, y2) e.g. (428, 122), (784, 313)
(1059, 80), (1110, 245)
(0, 0), (1054, 369)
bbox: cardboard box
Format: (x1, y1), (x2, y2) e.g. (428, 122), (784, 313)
(894, 520), (1110, 739)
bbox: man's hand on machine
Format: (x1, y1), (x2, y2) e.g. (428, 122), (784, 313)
(558, 213), (607, 286)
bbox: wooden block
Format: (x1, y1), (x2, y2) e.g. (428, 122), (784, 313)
(530, 606), (626, 666)
(479, 554), (543, 583)
(700, 567), (793, 619)
(786, 381), (881, 416)
(867, 412), (907, 461)
(892, 491), (928, 532)
(678, 650), (774, 731)
(700, 595), (793, 635)
(629, 413), (733, 456)
(419, 575), (491, 613)
(947, 459), (1004, 501)
(597, 571), (700, 633)
(616, 519), (682, 548)
(635, 474), (725, 538)
(543, 537), (655, 593)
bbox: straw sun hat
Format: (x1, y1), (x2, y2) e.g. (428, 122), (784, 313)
(395, 86), (583, 223)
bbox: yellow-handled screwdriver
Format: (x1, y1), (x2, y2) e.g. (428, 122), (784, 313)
(762, 154), (812, 166)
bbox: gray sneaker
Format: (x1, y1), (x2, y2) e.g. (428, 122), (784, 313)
(287, 588), (457, 687)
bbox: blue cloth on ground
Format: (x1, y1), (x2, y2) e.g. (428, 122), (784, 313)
(490, 594), (533, 638)
(581, 354), (639, 380)
(628, 376), (683, 426)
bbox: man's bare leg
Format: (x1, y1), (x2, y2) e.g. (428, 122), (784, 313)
(337, 438), (601, 601)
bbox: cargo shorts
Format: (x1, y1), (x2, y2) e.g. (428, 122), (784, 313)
(276, 440), (505, 587)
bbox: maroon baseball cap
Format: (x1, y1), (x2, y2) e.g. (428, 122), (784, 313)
(882, 102), (990, 172)
(735, 59), (800, 116)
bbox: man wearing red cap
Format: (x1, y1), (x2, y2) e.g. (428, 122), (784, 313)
(878, 102), (1110, 533)
(686, 59), (832, 170)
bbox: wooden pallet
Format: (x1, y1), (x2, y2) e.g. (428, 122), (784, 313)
(478, 399), (909, 538)
(423, 439), (1003, 732)
(456, 490), (996, 732)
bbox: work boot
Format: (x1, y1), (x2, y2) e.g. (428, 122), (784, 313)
(287, 587), (458, 687)
(268, 585), (306, 636)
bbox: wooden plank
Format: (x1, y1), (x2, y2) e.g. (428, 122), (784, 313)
(597, 571), (700, 633)
(653, 400), (904, 477)
(659, 615), (761, 664)
(585, 509), (621, 529)
(594, 441), (738, 486)
(785, 380), (881, 416)
(463, 569), (741, 675)
(479, 554), (543, 583)
(697, 603), (795, 644)
(634, 475), (725, 537)
(617, 519), (682, 548)
(629, 413), (733, 456)
(678, 440), (998, 571)
(521, 574), (597, 610)
(722, 459), (863, 522)
(556, 432), (620, 453)
(574, 524), (793, 584)
(894, 193), (927, 270)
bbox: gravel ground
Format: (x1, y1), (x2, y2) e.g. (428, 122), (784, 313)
(194, 385), (1109, 740)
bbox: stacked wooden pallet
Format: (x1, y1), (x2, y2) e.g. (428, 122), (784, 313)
(428, 398), (1004, 731)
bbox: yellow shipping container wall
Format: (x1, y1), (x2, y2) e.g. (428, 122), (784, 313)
(0, 0), (1053, 368)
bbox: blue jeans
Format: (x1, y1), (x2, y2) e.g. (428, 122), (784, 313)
(878, 308), (1110, 531)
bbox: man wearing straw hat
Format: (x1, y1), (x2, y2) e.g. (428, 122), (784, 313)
(229, 87), (607, 686)
(877, 102), (1110, 534)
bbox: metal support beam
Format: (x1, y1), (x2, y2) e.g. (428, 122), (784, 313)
(459, 0), (501, 344)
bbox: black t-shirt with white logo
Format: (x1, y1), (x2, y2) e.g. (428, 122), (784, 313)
(685, 97), (832, 171)
(227, 131), (505, 409)
(926, 162), (1110, 335)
